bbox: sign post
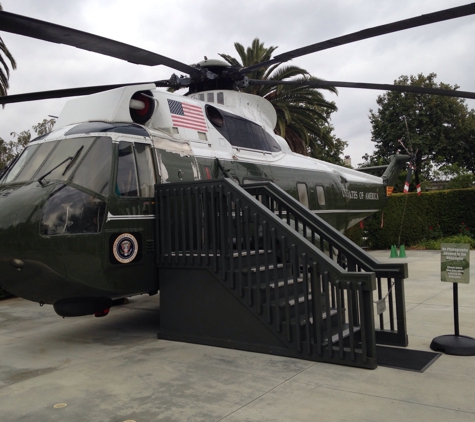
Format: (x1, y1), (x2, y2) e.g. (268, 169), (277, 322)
(430, 243), (475, 355)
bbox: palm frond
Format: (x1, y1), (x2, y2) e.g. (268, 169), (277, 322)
(220, 38), (338, 156)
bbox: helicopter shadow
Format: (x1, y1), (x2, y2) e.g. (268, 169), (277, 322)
(40, 294), (162, 348)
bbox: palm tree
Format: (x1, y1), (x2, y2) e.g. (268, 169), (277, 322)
(0, 3), (17, 97)
(219, 38), (338, 155)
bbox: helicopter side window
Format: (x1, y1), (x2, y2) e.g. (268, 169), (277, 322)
(316, 185), (326, 206)
(116, 142), (139, 197)
(116, 141), (156, 197)
(135, 143), (156, 197)
(206, 105), (281, 153)
(297, 182), (309, 208)
(72, 137), (112, 196)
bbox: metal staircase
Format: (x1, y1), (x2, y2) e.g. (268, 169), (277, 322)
(155, 179), (408, 369)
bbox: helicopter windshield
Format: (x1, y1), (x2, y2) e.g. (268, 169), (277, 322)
(1, 136), (112, 196)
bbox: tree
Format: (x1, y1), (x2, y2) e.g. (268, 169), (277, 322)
(219, 39), (339, 156)
(0, 118), (56, 171)
(33, 118), (56, 136)
(368, 73), (475, 179)
(0, 3), (17, 97)
(307, 110), (348, 165)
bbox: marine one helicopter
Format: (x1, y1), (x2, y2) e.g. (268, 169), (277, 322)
(1, 4), (475, 317)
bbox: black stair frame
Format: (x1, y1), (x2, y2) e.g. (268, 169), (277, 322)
(155, 179), (407, 369)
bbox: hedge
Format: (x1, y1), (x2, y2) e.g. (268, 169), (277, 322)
(347, 188), (475, 249)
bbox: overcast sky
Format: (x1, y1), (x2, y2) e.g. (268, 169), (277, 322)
(1, 0), (475, 166)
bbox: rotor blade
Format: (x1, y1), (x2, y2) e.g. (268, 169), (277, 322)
(242, 3), (475, 73)
(0, 81), (171, 105)
(247, 79), (475, 100)
(0, 11), (199, 76)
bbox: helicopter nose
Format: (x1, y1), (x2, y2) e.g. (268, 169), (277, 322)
(0, 182), (63, 302)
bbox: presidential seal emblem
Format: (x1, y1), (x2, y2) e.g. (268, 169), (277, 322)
(113, 233), (139, 264)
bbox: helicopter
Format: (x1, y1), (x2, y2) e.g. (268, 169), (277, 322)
(1, 4), (475, 318)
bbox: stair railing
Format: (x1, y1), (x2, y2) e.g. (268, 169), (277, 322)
(242, 181), (408, 347)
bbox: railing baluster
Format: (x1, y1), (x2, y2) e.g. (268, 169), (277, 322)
(219, 185), (226, 282)
(186, 188), (194, 265)
(335, 280), (345, 360)
(179, 188), (187, 265)
(254, 213), (262, 314)
(158, 189), (165, 264)
(172, 188), (180, 264)
(224, 192), (233, 289)
(312, 262), (323, 356)
(302, 253), (312, 355)
(202, 186), (210, 266)
(377, 277), (384, 329)
(244, 206), (252, 306)
(347, 283), (356, 361)
(210, 185), (218, 273)
(387, 277), (395, 331)
(236, 198), (243, 297)
(263, 221), (271, 324)
(291, 245), (302, 352)
(194, 186), (202, 266)
(271, 228), (280, 332)
(323, 272), (333, 358)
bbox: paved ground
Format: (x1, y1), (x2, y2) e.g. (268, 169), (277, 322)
(1, 250), (475, 421)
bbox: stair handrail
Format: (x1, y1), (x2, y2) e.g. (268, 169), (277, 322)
(156, 179), (375, 288)
(242, 181), (408, 278)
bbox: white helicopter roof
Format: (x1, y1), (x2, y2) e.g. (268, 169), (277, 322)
(55, 84), (277, 135)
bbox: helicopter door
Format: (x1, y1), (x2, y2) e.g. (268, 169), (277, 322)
(104, 140), (158, 293)
(152, 136), (199, 183)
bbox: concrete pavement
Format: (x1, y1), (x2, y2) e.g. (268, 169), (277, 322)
(1, 250), (475, 421)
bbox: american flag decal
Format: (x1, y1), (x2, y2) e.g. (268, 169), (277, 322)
(167, 99), (208, 132)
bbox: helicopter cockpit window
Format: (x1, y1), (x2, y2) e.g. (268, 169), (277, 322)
(205, 105), (281, 153)
(0, 137), (113, 197)
(34, 137), (95, 183)
(14, 141), (58, 183)
(71, 137), (112, 196)
(40, 184), (106, 236)
(116, 141), (156, 197)
(1, 144), (40, 184)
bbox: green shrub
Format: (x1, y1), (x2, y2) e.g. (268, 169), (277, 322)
(349, 188), (475, 249)
(413, 234), (475, 250)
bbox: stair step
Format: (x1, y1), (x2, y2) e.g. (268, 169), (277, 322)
(330, 324), (361, 344)
(275, 293), (312, 307)
(231, 249), (269, 258)
(165, 251), (222, 257)
(289, 308), (338, 328)
(259, 276), (304, 290)
(242, 263), (284, 273)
